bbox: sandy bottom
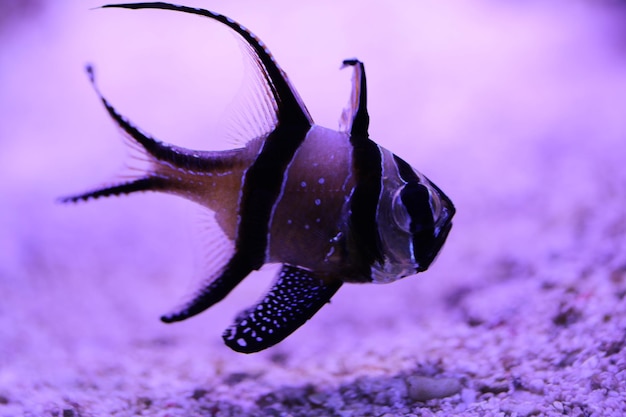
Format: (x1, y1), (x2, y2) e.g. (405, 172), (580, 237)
(2, 1), (626, 416)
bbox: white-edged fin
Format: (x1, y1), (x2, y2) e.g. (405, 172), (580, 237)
(162, 209), (236, 320)
(102, 3), (313, 130)
(60, 65), (169, 203)
(338, 59), (369, 138)
(222, 265), (342, 353)
(193, 210), (236, 291)
(218, 38), (281, 147)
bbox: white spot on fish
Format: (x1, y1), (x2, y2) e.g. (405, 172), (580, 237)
(324, 246), (335, 262)
(318, 177), (325, 185)
(300, 181), (307, 188)
(304, 224), (310, 230)
(287, 219), (292, 225)
(314, 199), (321, 206)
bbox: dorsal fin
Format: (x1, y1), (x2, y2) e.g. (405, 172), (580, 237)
(102, 2), (313, 129)
(339, 58), (369, 138)
(341, 59), (384, 269)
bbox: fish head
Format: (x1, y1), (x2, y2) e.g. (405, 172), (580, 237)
(392, 172), (455, 272)
(372, 152), (455, 282)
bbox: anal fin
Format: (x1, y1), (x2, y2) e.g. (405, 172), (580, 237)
(223, 265), (342, 353)
(161, 256), (254, 323)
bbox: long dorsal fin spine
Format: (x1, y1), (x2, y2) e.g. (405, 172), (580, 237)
(101, 2), (313, 128)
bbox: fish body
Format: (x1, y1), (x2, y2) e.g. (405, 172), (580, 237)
(64, 2), (455, 353)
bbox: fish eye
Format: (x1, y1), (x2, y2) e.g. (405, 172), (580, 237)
(392, 188), (412, 233)
(392, 182), (436, 235)
(428, 188), (443, 224)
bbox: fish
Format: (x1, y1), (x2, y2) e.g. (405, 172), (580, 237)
(62, 2), (456, 353)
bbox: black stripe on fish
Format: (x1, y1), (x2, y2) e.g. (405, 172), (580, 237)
(393, 154), (420, 183)
(349, 140), (384, 273)
(223, 264), (342, 353)
(111, 3), (316, 322)
(393, 154), (437, 271)
(343, 60), (384, 274)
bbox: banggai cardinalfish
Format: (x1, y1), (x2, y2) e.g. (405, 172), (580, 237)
(63, 2), (456, 353)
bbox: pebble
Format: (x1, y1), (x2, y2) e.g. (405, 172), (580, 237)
(500, 401), (539, 417)
(405, 376), (462, 402)
(461, 388), (477, 404)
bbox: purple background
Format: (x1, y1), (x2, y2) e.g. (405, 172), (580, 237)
(2, 1), (626, 415)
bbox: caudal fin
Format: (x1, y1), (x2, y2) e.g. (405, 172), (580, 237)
(59, 176), (166, 203)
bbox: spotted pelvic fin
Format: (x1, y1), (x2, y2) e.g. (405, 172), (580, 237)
(223, 265), (342, 353)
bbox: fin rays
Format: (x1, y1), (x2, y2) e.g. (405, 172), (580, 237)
(218, 40), (280, 147)
(161, 265), (238, 323)
(86, 65), (238, 174)
(339, 59), (369, 138)
(59, 177), (166, 203)
(102, 2), (313, 128)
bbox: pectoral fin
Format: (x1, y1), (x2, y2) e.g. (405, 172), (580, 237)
(223, 265), (342, 353)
